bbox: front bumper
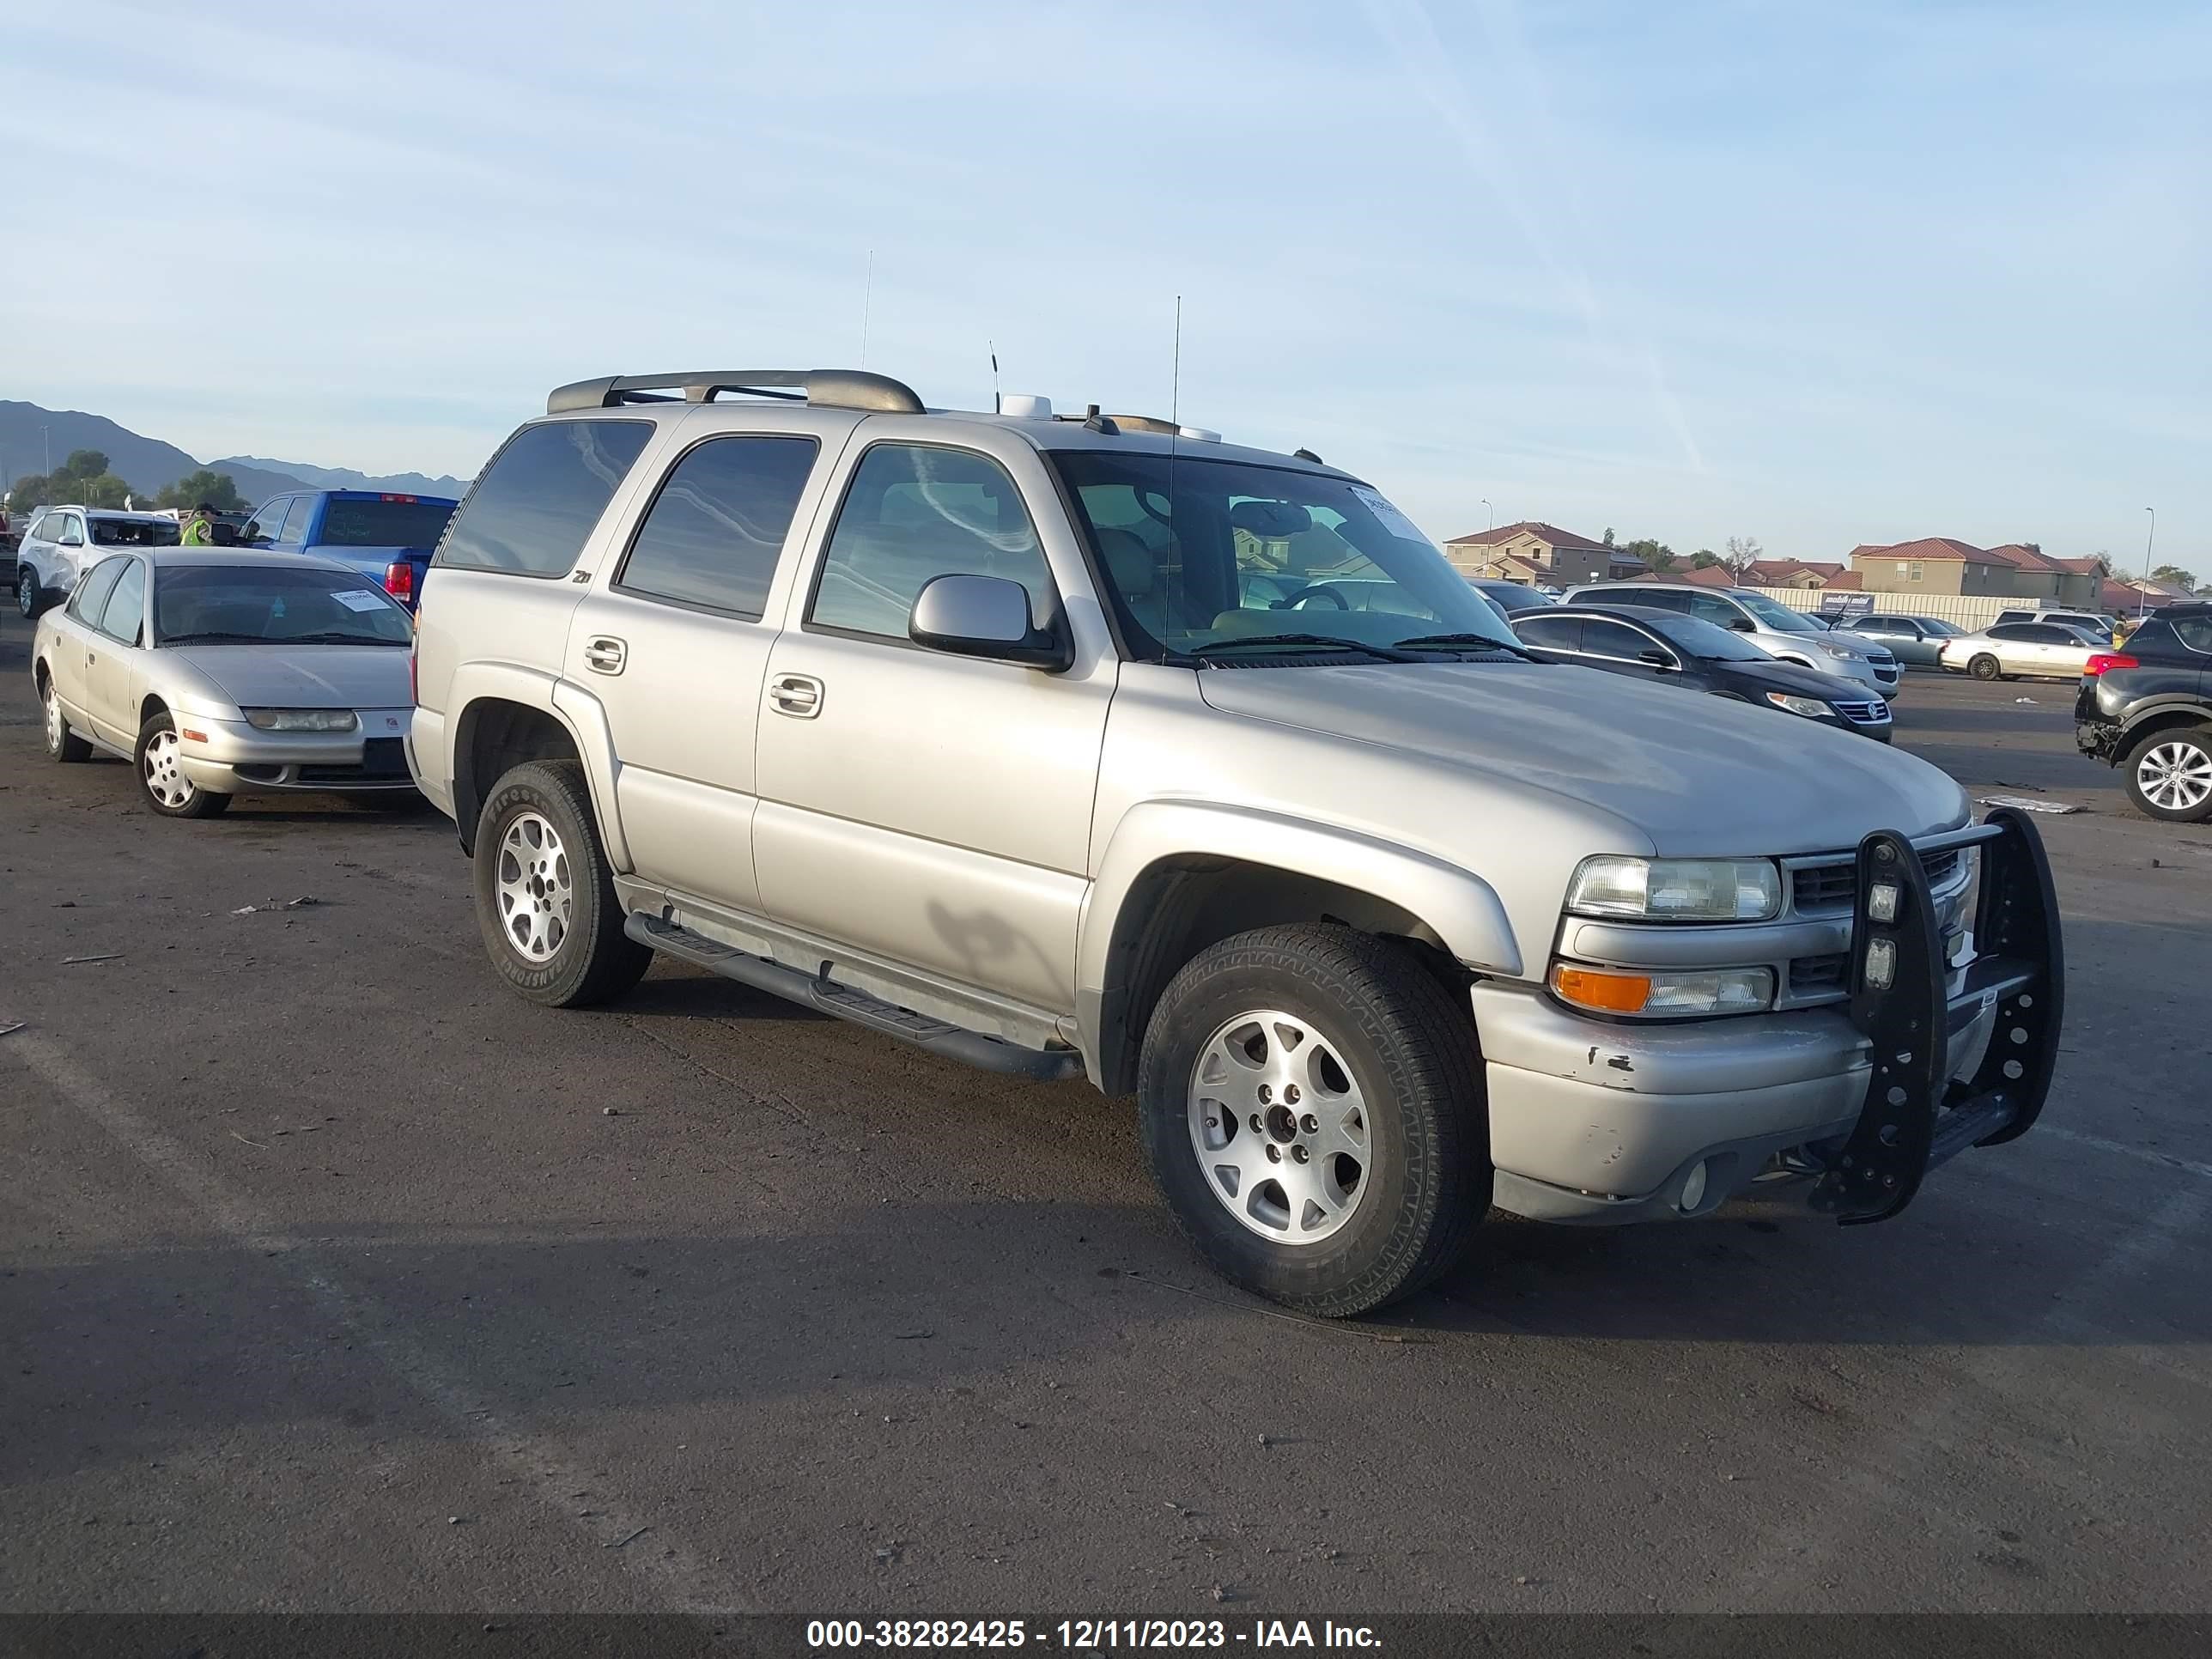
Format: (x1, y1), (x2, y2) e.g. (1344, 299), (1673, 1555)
(1482, 812), (2062, 1224)
(178, 709), (418, 795)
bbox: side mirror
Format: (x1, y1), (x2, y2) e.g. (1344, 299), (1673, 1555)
(60, 529), (84, 548)
(1727, 617), (1756, 633)
(908, 573), (1071, 672)
(1637, 647), (1673, 669)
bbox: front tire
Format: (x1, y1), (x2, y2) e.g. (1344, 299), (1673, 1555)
(471, 759), (650, 1007)
(1137, 924), (1487, 1318)
(2124, 728), (2212, 823)
(40, 673), (91, 763)
(1970, 653), (2001, 681)
(135, 713), (230, 818)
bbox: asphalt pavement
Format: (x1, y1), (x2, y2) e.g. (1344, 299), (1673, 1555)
(3, 624), (2208, 1620)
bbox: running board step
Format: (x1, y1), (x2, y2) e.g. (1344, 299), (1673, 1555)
(624, 913), (1085, 1082)
(1924, 1095), (2018, 1171)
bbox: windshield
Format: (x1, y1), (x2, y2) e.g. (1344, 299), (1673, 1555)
(1731, 590), (1821, 633)
(317, 497), (457, 548)
(92, 518), (180, 548)
(154, 564), (414, 646)
(1049, 451), (1516, 659)
(1635, 611), (1772, 661)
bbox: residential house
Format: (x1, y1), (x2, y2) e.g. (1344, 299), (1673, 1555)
(1847, 538), (2101, 605)
(1741, 558), (1844, 590)
(1657, 563), (1737, 589)
(1443, 521), (1645, 585)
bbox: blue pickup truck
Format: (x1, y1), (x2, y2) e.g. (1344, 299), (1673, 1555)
(240, 489), (459, 611)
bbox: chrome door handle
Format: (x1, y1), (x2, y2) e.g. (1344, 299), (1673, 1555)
(769, 673), (823, 718)
(582, 636), (626, 675)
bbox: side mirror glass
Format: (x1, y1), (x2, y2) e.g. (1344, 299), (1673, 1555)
(908, 573), (1071, 672)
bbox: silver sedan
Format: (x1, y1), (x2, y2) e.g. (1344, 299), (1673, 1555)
(1938, 619), (2112, 682)
(31, 549), (417, 818)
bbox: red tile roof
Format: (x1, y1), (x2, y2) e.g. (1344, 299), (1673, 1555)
(1984, 543), (2065, 573)
(1444, 520), (1612, 552)
(1658, 564), (1737, 588)
(1743, 558), (1843, 581)
(1822, 570), (1864, 591)
(2056, 556), (2110, 575)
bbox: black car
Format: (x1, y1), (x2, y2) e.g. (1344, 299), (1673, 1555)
(2075, 602), (2212, 822)
(1510, 604), (1895, 740)
(1469, 578), (1555, 614)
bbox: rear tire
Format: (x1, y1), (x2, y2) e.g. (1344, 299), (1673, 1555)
(40, 672), (91, 763)
(17, 565), (49, 618)
(1137, 924), (1487, 1318)
(2124, 727), (2212, 823)
(1969, 653), (2001, 681)
(471, 759), (650, 1007)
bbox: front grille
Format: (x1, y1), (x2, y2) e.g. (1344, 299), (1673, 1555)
(360, 738), (407, 777)
(1791, 845), (1965, 915)
(1832, 699), (1891, 725)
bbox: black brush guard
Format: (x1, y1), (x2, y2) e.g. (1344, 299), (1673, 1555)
(1808, 806), (2064, 1224)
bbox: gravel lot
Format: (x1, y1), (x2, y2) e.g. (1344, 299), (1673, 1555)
(3, 617), (2208, 1619)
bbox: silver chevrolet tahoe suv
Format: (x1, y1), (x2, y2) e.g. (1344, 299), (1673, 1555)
(410, 368), (2063, 1317)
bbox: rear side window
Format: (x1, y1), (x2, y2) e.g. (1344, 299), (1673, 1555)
(2172, 617), (2212, 654)
(439, 420), (653, 578)
(810, 444), (1051, 640)
(1582, 618), (1658, 661)
(318, 497), (458, 548)
(276, 499), (316, 544)
(1989, 625), (2029, 641)
(1511, 614), (1582, 652)
(616, 435), (819, 620)
(68, 556), (130, 622)
(98, 560), (147, 643)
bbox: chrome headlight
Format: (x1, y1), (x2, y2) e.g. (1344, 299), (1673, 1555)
(1765, 692), (1833, 720)
(242, 708), (358, 732)
(1814, 638), (1857, 659)
(1568, 856), (1782, 921)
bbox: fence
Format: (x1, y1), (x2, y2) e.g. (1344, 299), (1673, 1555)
(1740, 587), (2088, 630)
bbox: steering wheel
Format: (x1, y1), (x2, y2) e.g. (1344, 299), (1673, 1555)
(1280, 584), (1350, 611)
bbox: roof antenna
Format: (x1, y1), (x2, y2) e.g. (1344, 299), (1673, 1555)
(860, 249), (874, 368)
(1170, 295), (1182, 427)
(990, 342), (1000, 414)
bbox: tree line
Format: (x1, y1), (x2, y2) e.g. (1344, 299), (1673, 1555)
(4, 450), (247, 514)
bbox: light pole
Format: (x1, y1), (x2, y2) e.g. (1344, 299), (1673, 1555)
(1480, 497), (1492, 531)
(41, 424), (52, 482)
(2142, 507), (2156, 620)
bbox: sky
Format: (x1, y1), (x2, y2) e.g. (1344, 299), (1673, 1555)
(4, 0), (2207, 574)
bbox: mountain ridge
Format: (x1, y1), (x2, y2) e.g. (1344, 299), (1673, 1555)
(1, 401), (469, 507)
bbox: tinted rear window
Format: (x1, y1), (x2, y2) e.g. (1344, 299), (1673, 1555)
(91, 518), (179, 547)
(437, 420), (653, 578)
(318, 498), (458, 548)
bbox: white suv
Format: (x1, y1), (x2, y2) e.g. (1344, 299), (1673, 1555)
(15, 506), (180, 617)
(408, 368), (2060, 1316)
(1562, 582), (1901, 698)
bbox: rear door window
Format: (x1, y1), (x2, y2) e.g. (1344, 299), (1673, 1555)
(67, 556), (130, 622)
(276, 498), (317, 544)
(1582, 618), (1660, 662)
(616, 435), (819, 619)
(438, 420), (654, 578)
(97, 559), (147, 644)
(1510, 614), (1582, 652)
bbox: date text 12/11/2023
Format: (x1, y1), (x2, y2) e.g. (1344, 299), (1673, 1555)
(806, 1618), (1384, 1650)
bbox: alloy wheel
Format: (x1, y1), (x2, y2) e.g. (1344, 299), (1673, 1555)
(495, 810), (574, 963)
(143, 730), (196, 810)
(1188, 1009), (1372, 1246)
(43, 681), (64, 750)
(16, 572), (33, 618)
(2138, 741), (2212, 814)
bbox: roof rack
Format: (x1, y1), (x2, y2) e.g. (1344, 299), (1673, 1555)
(545, 368), (924, 416)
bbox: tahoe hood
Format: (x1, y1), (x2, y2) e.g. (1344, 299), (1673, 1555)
(1197, 660), (1969, 857)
